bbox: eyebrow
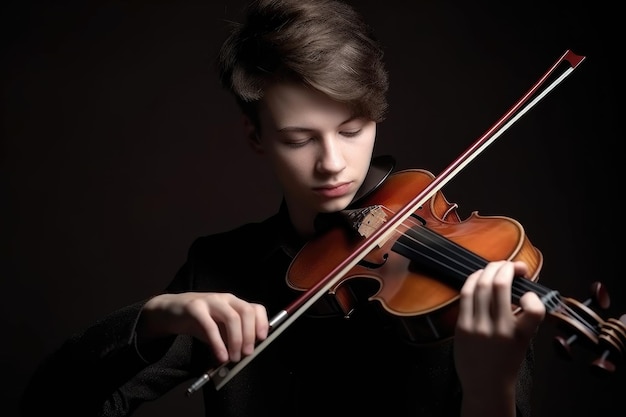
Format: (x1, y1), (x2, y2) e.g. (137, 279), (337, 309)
(276, 126), (313, 133)
(276, 116), (360, 133)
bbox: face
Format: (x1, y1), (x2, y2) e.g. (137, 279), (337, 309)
(249, 82), (376, 234)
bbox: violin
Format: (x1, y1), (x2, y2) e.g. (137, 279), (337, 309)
(287, 164), (626, 371)
(187, 49), (626, 395)
(287, 165), (543, 345)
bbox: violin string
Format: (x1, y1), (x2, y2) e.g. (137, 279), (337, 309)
(379, 206), (600, 337)
(385, 210), (487, 280)
(499, 266), (600, 336)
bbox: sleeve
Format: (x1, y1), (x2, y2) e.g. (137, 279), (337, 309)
(20, 300), (197, 417)
(514, 341), (537, 417)
(19, 238), (215, 417)
(20, 239), (238, 417)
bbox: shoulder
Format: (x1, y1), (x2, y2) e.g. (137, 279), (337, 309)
(187, 212), (284, 261)
(168, 212), (287, 294)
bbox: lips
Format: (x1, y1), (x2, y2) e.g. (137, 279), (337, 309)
(313, 182), (352, 198)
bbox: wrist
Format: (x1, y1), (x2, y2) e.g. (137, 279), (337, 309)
(137, 294), (170, 340)
(461, 385), (516, 417)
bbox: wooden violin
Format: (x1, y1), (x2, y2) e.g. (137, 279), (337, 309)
(187, 49), (625, 395)
(287, 165), (626, 371)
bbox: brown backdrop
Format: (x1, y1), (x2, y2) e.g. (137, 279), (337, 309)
(2, 1), (624, 416)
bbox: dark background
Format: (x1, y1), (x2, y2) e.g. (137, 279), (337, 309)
(2, 1), (624, 416)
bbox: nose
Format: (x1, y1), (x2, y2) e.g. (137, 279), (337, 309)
(316, 135), (346, 175)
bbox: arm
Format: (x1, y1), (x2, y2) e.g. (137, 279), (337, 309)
(21, 236), (270, 417)
(454, 260), (546, 417)
(20, 301), (177, 416)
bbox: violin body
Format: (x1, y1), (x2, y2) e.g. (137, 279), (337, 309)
(286, 169), (543, 344)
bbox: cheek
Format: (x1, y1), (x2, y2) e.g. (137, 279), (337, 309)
(348, 133), (376, 167)
(267, 149), (310, 185)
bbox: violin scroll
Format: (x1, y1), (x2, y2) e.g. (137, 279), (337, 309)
(593, 314), (626, 375)
(551, 282), (626, 375)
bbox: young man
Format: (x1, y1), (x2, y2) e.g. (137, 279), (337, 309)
(20, 0), (545, 416)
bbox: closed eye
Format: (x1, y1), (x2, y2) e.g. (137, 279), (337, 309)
(340, 129), (361, 138)
(284, 138), (313, 148)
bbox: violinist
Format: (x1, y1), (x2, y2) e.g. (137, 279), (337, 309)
(20, 0), (546, 416)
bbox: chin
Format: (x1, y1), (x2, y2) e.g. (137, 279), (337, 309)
(318, 196), (353, 213)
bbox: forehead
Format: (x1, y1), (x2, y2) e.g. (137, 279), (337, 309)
(258, 82), (354, 129)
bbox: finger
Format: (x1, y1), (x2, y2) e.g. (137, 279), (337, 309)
(236, 301), (260, 356)
(516, 291), (546, 338)
(186, 298), (230, 363)
(472, 261), (503, 332)
(491, 261), (515, 333)
(457, 267), (480, 330)
(512, 260), (529, 278)
(253, 303), (269, 340)
(491, 261), (514, 311)
(210, 297), (245, 362)
(512, 260), (545, 336)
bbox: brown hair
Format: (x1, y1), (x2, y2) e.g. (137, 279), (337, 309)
(217, 0), (389, 126)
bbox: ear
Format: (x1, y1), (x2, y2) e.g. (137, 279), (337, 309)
(242, 115), (264, 154)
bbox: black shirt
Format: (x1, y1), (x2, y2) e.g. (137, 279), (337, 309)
(21, 194), (535, 417)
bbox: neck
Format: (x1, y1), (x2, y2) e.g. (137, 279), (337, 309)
(287, 206), (318, 240)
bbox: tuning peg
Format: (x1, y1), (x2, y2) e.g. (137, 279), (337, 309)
(553, 282), (610, 360)
(553, 334), (577, 360)
(590, 314), (626, 375)
(591, 350), (616, 375)
(589, 281), (610, 310)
